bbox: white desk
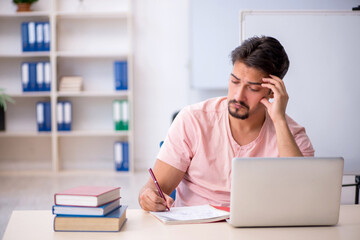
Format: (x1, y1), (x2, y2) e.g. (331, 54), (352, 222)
(3, 205), (360, 240)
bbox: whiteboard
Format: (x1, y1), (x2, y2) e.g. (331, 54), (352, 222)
(241, 11), (360, 173)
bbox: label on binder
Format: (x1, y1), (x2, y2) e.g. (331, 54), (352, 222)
(28, 22), (36, 47)
(121, 101), (129, 122)
(64, 102), (71, 124)
(22, 63), (29, 85)
(36, 62), (44, 89)
(37, 103), (44, 124)
(113, 101), (121, 122)
(114, 142), (123, 165)
(44, 62), (51, 90)
(57, 102), (63, 124)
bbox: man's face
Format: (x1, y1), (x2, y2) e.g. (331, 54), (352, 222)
(227, 61), (272, 120)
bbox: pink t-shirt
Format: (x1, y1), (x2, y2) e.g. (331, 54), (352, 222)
(157, 97), (314, 207)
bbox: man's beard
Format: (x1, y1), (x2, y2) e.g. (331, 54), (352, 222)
(228, 100), (250, 120)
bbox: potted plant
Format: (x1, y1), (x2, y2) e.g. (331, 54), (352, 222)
(13, 0), (38, 12)
(0, 89), (15, 131)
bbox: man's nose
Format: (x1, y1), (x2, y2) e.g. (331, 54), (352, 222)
(234, 85), (246, 102)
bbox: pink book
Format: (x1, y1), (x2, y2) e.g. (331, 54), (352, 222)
(54, 186), (120, 207)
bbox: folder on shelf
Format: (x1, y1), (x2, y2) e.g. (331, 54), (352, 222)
(43, 22), (50, 51)
(35, 22), (44, 51)
(63, 101), (72, 131)
(113, 100), (129, 131)
(113, 100), (121, 130)
(37, 101), (51, 132)
(114, 141), (129, 171)
(21, 62), (30, 91)
(29, 62), (37, 91)
(114, 61), (128, 91)
(36, 62), (44, 91)
(120, 100), (129, 130)
(36, 102), (45, 131)
(28, 22), (36, 52)
(44, 62), (51, 91)
(21, 22), (29, 52)
(57, 102), (64, 131)
(57, 101), (72, 131)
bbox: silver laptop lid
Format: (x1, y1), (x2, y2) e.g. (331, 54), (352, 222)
(229, 157), (344, 227)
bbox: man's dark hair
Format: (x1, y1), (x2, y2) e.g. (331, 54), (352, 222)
(231, 36), (289, 79)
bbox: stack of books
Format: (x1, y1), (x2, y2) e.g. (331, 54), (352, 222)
(52, 186), (127, 232)
(59, 76), (83, 92)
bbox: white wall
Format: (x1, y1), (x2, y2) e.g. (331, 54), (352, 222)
(132, 0), (359, 170)
(133, 0), (190, 169)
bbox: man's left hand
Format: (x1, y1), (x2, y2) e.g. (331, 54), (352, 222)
(260, 74), (289, 124)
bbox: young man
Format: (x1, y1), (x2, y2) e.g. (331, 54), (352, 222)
(139, 36), (314, 211)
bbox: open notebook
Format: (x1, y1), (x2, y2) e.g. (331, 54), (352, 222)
(149, 205), (229, 224)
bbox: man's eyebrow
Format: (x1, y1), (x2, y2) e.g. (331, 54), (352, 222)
(247, 81), (262, 86)
(231, 73), (262, 85)
(231, 73), (240, 81)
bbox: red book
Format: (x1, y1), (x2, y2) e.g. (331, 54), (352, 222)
(54, 186), (120, 207)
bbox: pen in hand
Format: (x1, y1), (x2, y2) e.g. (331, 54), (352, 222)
(148, 168), (170, 211)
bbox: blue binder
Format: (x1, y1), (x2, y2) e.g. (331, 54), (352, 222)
(56, 102), (64, 131)
(57, 101), (72, 131)
(114, 141), (129, 171)
(44, 101), (51, 131)
(28, 62), (37, 91)
(21, 62), (30, 91)
(21, 22), (29, 52)
(36, 62), (44, 91)
(28, 22), (36, 52)
(44, 62), (51, 91)
(37, 101), (51, 132)
(36, 102), (45, 131)
(114, 61), (128, 90)
(63, 101), (72, 131)
(43, 22), (50, 51)
(35, 22), (44, 51)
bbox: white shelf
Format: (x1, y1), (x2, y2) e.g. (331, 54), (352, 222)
(57, 130), (130, 137)
(0, 131), (51, 137)
(56, 52), (128, 58)
(56, 11), (129, 19)
(0, 52), (50, 58)
(9, 92), (51, 98)
(0, 0), (134, 173)
(0, 11), (50, 18)
(57, 91), (129, 98)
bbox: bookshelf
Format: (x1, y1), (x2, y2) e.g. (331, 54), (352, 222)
(0, 0), (134, 173)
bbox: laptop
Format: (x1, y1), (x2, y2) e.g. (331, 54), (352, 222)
(228, 157), (344, 227)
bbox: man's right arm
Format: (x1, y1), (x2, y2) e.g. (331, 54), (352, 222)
(138, 159), (185, 211)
